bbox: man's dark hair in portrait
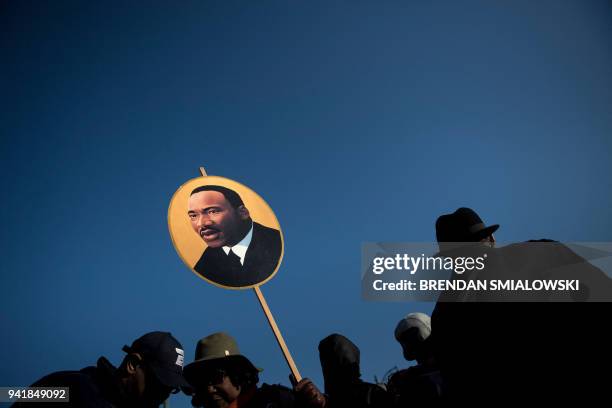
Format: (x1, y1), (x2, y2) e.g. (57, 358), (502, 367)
(188, 185), (282, 287)
(11, 331), (189, 408)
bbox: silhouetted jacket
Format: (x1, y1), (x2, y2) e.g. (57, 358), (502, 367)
(190, 383), (297, 408)
(387, 363), (443, 406)
(11, 357), (125, 408)
(431, 241), (612, 403)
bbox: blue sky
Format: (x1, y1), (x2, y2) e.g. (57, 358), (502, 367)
(2, 1), (611, 406)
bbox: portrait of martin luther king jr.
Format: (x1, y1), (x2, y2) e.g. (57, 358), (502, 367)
(187, 185), (282, 288)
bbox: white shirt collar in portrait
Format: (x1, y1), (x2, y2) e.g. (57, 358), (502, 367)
(222, 223), (253, 265)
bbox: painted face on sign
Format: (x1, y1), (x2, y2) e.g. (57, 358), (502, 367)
(188, 190), (251, 248)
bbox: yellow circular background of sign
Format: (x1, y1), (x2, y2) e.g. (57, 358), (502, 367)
(168, 175), (284, 289)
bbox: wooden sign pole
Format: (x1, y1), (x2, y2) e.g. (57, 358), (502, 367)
(253, 286), (302, 382)
(198, 167), (302, 383)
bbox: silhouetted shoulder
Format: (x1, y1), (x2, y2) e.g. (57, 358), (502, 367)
(12, 368), (111, 408)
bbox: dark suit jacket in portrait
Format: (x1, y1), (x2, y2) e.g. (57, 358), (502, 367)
(193, 222), (282, 287)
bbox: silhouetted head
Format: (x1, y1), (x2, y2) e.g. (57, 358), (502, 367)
(184, 333), (259, 408)
(318, 334), (361, 394)
(118, 331), (188, 407)
(394, 313), (432, 362)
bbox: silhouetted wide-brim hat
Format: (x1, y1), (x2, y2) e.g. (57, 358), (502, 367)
(183, 332), (259, 385)
(436, 207), (499, 242)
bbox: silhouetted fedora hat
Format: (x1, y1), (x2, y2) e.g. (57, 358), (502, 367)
(183, 332), (259, 385)
(436, 207), (499, 242)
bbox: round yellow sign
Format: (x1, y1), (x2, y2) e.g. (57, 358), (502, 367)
(168, 176), (284, 289)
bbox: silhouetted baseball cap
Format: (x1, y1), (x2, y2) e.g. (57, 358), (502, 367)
(122, 331), (189, 388)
